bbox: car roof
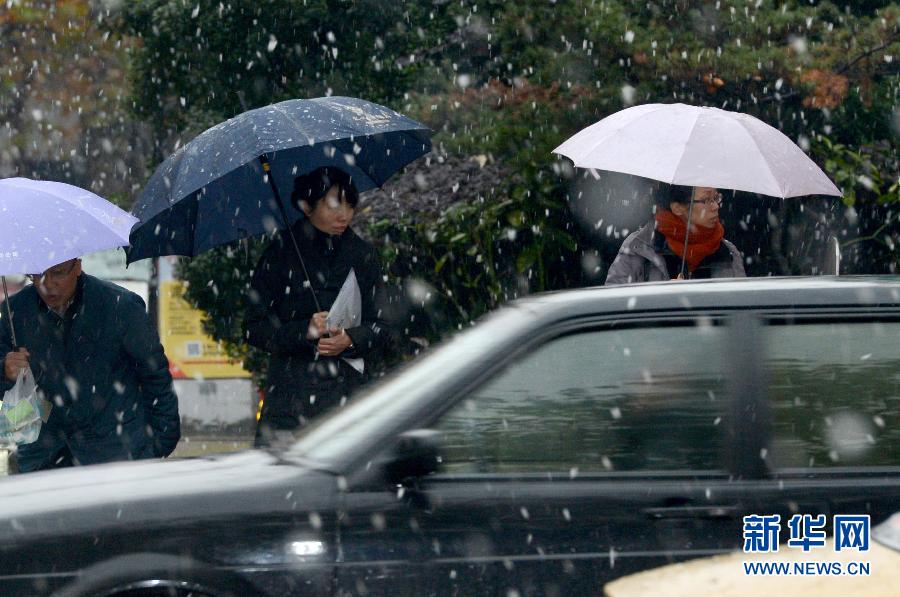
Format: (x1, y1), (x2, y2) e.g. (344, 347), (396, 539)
(512, 276), (900, 320)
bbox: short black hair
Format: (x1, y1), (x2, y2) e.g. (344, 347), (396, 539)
(290, 167), (359, 210)
(654, 184), (693, 210)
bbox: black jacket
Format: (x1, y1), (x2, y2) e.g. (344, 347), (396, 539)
(245, 221), (393, 435)
(0, 274), (180, 472)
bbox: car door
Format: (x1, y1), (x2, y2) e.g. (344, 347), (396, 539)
(337, 315), (757, 595)
(753, 314), (900, 533)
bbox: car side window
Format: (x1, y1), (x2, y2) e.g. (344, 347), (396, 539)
(765, 321), (900, 469)
(433, 322), (730, 474)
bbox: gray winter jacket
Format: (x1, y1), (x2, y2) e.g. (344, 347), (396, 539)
(606, 222), (746, 285)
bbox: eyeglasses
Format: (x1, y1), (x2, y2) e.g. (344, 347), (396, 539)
(690, 193), (723, 207)
(27, 260), (79, 284)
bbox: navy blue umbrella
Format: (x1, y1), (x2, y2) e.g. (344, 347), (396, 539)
(127, 97), (431, 266)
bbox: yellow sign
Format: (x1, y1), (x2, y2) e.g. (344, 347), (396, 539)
(158, 280), (249, 379)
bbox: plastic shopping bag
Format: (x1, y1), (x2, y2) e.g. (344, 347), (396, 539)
(325, 269), (365, 374)
(0, 367), (51, 445)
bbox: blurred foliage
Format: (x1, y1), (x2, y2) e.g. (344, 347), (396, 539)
(816, 137), (898, 207)
(175, 239), (270, 386)
(0, 0), (149, 201)
(112, 0), (457, 146)
(369, 180), (581, 340)
(411, 1), (898, 140)
(108, 0), (899, 379)
(814, 137), (898, 268)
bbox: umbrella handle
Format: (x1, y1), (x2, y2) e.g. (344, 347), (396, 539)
(679, 199), (694, 279)
(258, 155), (323, 313)
(1, 276), (17, 348)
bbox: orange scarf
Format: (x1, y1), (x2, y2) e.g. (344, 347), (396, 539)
(654, 209), (725, 274)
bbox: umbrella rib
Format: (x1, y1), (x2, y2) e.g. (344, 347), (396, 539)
(263, 103), (364, 183)
(734, 117), (837, 197)
(666, 108), (704, 184)
(268, 103), (335, 151)
(241, 106), (280, 162)
(731, 119), (787, 197)
(578, 104), (674, 169)
(3, 180), (137, 237)
(671, 112), (783, 196)
(268, 102), (427, 189)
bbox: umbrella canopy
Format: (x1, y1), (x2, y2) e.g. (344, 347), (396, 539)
(0, 177), (138, 346)
(127, 96), (431, 263)
(0, 177), (138, 276)
(553, 103), (841, 199)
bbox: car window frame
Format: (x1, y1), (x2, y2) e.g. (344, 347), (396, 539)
(756, 312), (900, 479)
(344, 312), (745, 489)
(427, 316), (741, 480)
(339, 306), (900, 489)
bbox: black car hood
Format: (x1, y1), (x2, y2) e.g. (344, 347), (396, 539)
(0, 450), (335, 544)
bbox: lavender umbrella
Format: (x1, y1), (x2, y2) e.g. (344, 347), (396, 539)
(0, 177), (138, 345)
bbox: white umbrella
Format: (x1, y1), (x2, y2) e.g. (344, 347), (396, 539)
(0, 177), (139, 345)
(553, 103), (841, 199)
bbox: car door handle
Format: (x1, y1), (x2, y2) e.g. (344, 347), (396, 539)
(643, 505), (739, 520)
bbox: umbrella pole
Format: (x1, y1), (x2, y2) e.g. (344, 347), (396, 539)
(679, 198), (695, 279)
(258, 155), (323, 312)
(1, 276), (17, 348)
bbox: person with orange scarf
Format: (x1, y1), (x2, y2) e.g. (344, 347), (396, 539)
(606, 185), (746, 284)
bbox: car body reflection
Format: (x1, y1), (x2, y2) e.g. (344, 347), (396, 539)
(0, 276), (898, 596)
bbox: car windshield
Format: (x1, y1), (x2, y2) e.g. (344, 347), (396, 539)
(286, 305), (538, 466)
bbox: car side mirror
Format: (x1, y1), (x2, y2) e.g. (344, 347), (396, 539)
(384, 429), (442, 486)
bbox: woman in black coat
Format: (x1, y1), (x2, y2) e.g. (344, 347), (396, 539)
(245, 168), (393, 445)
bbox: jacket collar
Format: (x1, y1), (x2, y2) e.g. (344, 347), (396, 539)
(294, 219), (352, 255)
(621, 222), (668, 273)
(36, 273), (85, 321)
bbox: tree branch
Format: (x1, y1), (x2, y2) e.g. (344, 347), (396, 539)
(758, 34), (898, 104)
(837, 35), (899, 75)
(842, 211), (899, 248)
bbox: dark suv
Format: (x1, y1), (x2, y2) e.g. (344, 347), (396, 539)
(0, 276), (898, 596)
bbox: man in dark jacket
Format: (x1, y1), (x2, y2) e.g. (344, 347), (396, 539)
(245, 167), (393, 446)
(1, 258), (180, 472)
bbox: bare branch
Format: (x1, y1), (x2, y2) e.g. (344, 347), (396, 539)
(837, 35), (900, 75)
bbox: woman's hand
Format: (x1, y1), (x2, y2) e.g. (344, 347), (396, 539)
(306, 311), (329, 340)
(317, 329), (353, 357)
